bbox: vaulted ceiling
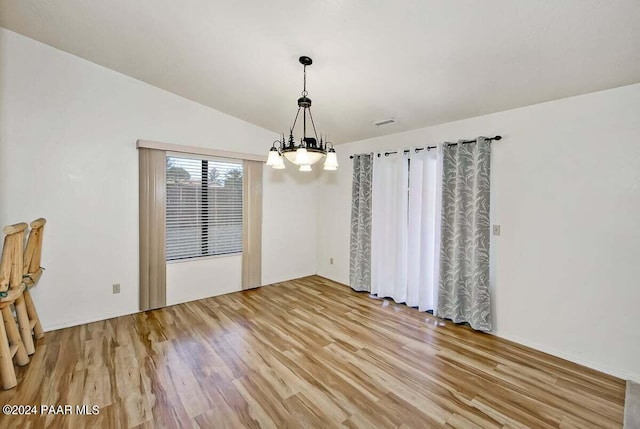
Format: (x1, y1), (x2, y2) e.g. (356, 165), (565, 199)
(2, 1), (640, 144)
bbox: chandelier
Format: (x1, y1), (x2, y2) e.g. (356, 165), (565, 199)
(266, 56), (338, 172)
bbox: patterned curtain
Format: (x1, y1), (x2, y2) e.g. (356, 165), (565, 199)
(350, 154), (373, 292)
(438, 137), (492, 331)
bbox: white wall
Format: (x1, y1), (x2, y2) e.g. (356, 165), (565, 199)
(317, 83), (640, 381)
(166, 256), (242, 305)
(262, 167), (319, 285)
(0, 28), (318, 329)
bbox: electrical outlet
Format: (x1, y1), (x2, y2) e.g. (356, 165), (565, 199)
(112, 283), (121, 294)
(492, 225), (501, 236)
(330, 257), (334, 265)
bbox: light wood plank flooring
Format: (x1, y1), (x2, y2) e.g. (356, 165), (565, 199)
(0, 276), (626, 428)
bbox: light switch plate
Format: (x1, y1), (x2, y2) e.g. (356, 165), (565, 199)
(492, 225), (501, 236)
(113, 283), (121, 294)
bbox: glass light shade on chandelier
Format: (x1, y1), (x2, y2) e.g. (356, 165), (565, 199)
(323, 147), (339, 170)
(283, 147), (325, 166)
(266, 146), (286, 169)
(266, 147), (280, 166)
(294, 147), (310, 165)
(266, 56), (337, 172)
(272, 154), (285, 169)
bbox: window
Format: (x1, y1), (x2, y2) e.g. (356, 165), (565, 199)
(166, 155), (243, 261)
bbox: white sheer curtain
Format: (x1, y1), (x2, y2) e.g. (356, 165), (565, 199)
(371, 148), (441, 313)
(407, 149), (442, 312)
(371, 152), (408, 302)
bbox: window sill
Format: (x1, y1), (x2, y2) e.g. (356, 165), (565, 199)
(166, 252), (242, 265)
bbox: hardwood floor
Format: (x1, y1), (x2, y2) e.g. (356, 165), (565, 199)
(0, 276), (626, 428)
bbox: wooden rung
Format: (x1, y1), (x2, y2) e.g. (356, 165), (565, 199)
(9, 344), (18, 358)
(29, 319), (37, 329)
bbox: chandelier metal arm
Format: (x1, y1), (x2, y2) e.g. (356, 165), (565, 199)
(290, 106), (302, 138)
(307, 107), (320, 146)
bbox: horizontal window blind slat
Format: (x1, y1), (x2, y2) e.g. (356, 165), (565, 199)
(166, 155), (243, 261)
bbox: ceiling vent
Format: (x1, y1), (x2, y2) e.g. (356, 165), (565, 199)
(373, 118), (396, 127)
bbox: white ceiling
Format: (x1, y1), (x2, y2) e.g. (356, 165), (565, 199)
(1, 1), (640, 144)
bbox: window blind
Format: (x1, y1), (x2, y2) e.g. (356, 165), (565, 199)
(166, 155), (243, 261)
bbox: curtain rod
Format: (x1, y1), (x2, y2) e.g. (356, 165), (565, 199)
(349, 135), (502, 159)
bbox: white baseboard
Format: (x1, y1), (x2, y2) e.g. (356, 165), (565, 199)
(492, 329), (638, 382)
(43, 310), (139, 332)
(262, 272), (318, 286)
(42, 278), (296, 332)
